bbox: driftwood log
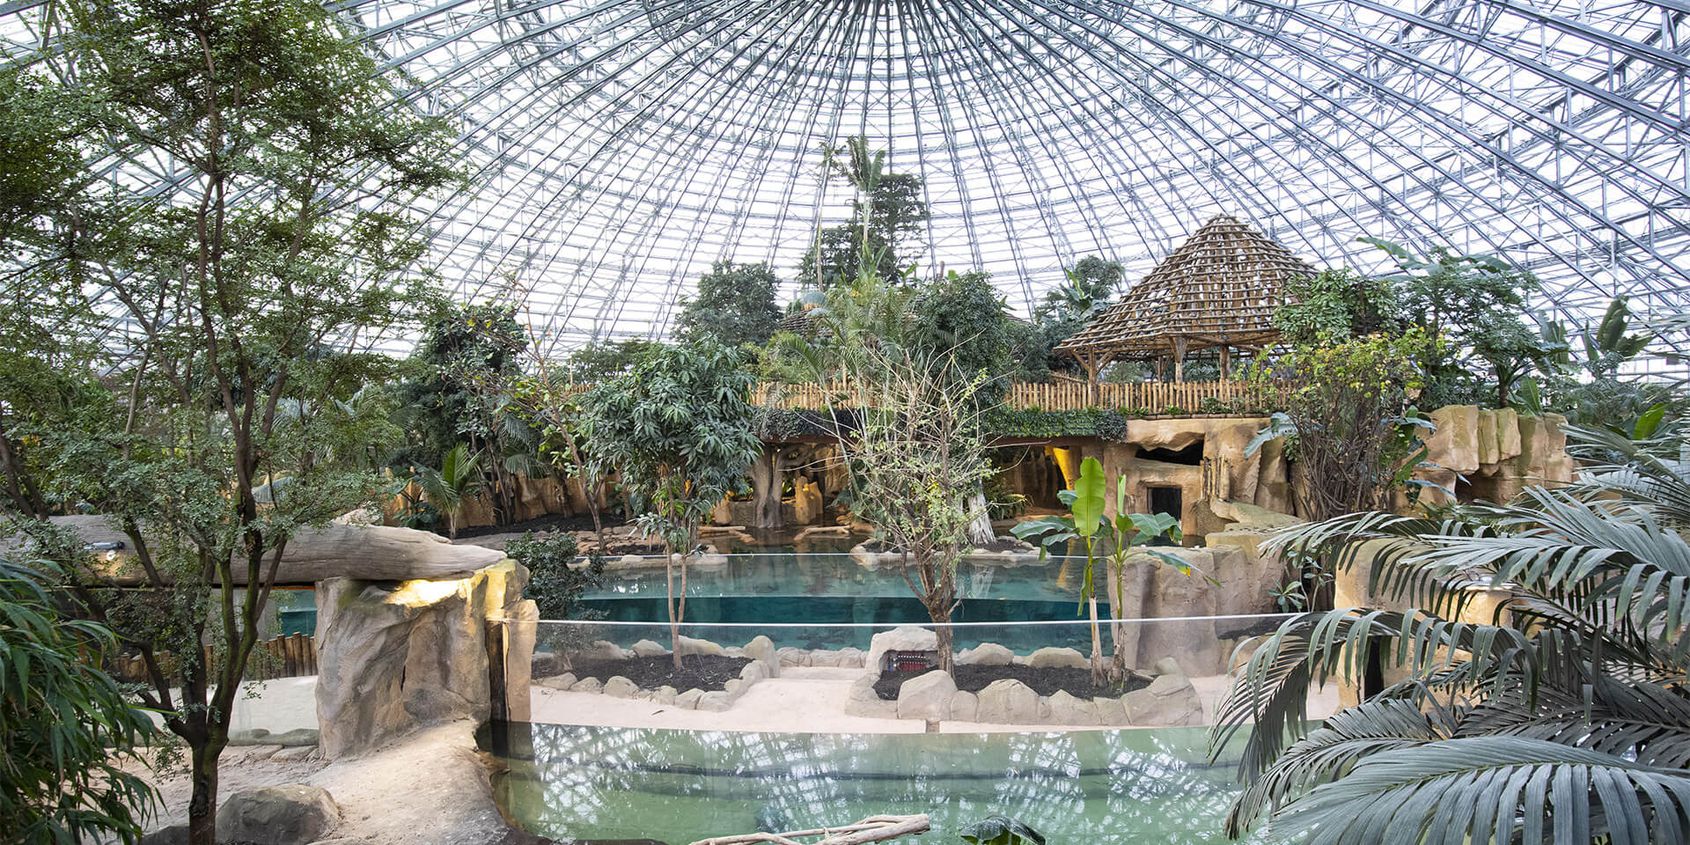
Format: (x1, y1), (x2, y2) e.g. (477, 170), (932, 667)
(2, 515), (504, 585)
(689, 814), (930, 845)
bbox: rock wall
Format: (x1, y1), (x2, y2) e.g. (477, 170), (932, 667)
(314, 560), (533, 758)
(1411, 406), (1575, 507)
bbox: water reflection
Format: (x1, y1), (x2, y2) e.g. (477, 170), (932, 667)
(491, 723), (1251, 844)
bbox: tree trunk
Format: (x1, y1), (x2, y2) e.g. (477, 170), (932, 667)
(665, 542), (683, 671)
(186, 739), (223, 845)
(931, 599), (954, 675)
(963, 488), (994, 547)
(1088, 594), (1106, 685)
(749, 448), (784, 529)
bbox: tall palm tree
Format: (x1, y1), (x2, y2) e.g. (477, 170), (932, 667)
(1211, 425), (1690, 843)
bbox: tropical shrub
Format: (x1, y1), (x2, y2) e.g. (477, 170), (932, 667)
(1211, 428), (1690, 843)
(1014, 456), (1185, 682)
(1, 557), (156, 843)
(677, 262), (784, 347)
(581, 342), (761, 667)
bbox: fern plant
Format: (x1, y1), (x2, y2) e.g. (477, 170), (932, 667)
(1210, 427), (1690, 843)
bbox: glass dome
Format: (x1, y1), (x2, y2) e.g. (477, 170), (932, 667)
(9, 0), (1688, 355)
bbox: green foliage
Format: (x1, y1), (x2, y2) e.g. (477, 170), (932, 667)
(1536, 297), (1678, 435)
(677, 262), (783, 347)
(1274, 268), (1402, 346)
(980, 407), (1126, 440)
(1211, 428), (1690, 843)
(1250, 330), (1440, 520)
(1014, 456), (1187, 681)
(0, 556), (157, 844)
(959, 815), (1046, 845)
(506, 532), (605, 621)
(1031, 256), (1124, 379)
(412, 444), (483, 538)
(910, 270), (1036, 399)
(565, 338), (663, 383)
(398, 302), (527, 463)
(3, 1), (460, 839)
(581, 342), (761, 550)
(800, 136), (929, 288)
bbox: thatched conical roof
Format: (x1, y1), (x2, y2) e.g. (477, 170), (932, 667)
(1055, 215), (1311, 364)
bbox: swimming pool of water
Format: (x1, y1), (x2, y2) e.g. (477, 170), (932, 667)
(489, 722), (1258, 844)
(583, 552), (1097, 627)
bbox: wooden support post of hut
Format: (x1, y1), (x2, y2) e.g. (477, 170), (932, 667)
(1053, 215), (1312, 382)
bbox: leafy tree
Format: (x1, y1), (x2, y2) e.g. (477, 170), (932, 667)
(779, 273), (998, 670)
(506, 532), (605, 621)
(1013, 456), (1185, 683)
(910, 269), (1035, 401)
(580, 342), (760, 668)
(565, 338), (663, 382)
(395, 302), (543, 527)
(1212, 425), (1690, 843)
(1248, 330), (1441, 521)
(1, 555), (157, 844)
(800, 136), (929, 289)
(5, 2), (457, 842)
(1363, 238), (1542, 407)
(413, 444), (483, 538)
(1273, 268), (1403, 347)
(677, 261), (783, 347)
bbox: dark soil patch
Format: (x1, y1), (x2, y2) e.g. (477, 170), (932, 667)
(873, 664), (1151, 701)
(572, 654), (753, 692)
(970, 537), (1034, 553)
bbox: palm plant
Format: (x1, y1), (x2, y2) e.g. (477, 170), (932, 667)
(1210, 428), (1690, 843)
(1014, 456), (1184, 683)
(415, 443), (483, 538)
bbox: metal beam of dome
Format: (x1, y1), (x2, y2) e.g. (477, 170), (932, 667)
(4, 0), (1687, 359)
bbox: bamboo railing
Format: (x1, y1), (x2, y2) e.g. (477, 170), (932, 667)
(753, 380), (1273, 413)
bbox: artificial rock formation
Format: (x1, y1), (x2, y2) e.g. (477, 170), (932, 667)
(1411, 406), (1575, 506)
(215, 785), (342, 845)
(314, 560), (532, 758)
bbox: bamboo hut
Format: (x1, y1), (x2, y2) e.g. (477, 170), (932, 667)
(1055, 215), (1312, 383)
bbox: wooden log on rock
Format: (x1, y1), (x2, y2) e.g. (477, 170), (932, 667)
(4, 515), (504, 586)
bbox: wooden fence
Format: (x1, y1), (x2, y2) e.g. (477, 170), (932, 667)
(110, 633), (318, 684)
(753, 380), (1272, 413)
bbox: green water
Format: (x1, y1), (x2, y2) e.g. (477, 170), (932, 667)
(491, 723), (1255, 844)
(586, 551), (1090, 603)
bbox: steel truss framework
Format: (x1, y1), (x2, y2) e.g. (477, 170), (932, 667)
(5, 0), (1689, 355)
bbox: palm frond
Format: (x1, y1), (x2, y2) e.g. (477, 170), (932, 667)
(1273, 736), (1690, 845)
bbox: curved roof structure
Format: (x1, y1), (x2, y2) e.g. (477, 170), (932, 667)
(1056, 215), (1312, 367)
(6, 0), (1689, 357)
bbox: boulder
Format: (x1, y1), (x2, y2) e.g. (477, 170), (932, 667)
(1047, 690), (1099, 726)
(949, 690), (979, 722)
(572, 640), (628, 664)
(956, 642), (1015, 666)
(1152, 657), (1183, 677)
(1093, 696), (1131, 726)
(866, 626), (939, 673)
(809, 649), (845, 667)
(651, 686), (678, 705)
(697, 691), (735, 712)
(571, 677), (604, 694)
(744, 635), (778, 676)
(536, 673), (576, 691)
(724, 678), (745, 696)
(895, 671), (957, 721)
(675, 688), (705, 710)
(976, 679), (1040, 724)
(314, 561), (526, 758)
(792, 475), (824, 525)
(739, 661), (768, 684)
(676, 636), (726, 657)
(603, 676), (641, 698)
(630, 639), (669, 658)
(777, 647), (810, 668)
(1026, 647), (1088, 670)
(215, 784), (340, 845)
(1123, 673), (1204, 727)
(836, 647), (865, 668)
(843, 673), (896, 718)
(11, 517), (502, 586)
